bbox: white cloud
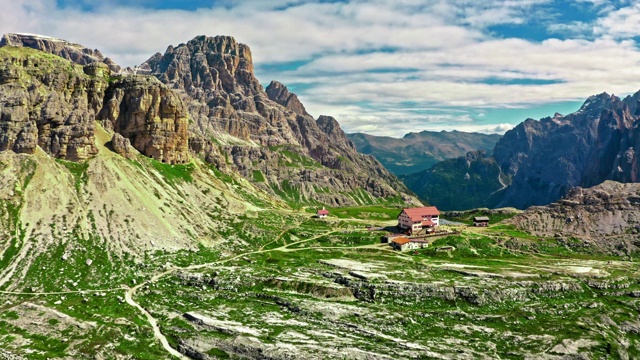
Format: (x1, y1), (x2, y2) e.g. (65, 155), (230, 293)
(1, 0), (639, 136)
(594, 3), (640, 38)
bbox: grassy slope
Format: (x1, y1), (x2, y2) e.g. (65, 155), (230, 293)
(0, 119), (636, 357)
(402, 155), (506, 211)
(1, 167), (638, 359)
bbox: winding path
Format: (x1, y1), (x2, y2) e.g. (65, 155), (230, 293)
(123, 227), (387, 358)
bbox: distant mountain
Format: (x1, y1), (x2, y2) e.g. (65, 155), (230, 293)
(405, 91), (640, 210)
(347, 130), (501, 175)
(401, 151), (505, 211)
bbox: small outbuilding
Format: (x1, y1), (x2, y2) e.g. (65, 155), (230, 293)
(390, 237), (429, 251)
(473, 216), (490, 227)
(317, 207), (329, 218)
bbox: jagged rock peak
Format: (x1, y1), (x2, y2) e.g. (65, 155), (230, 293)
(0, 33), (121, 73)
(140, 34), (260, 97)
(316, 115), (342, 134)
(266, 80), (310, 116)
(186, 35), (253, 69)
(577, 92), (619, 115)
(317, 115), (355, 150)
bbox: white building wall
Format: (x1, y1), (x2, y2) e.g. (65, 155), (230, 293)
(398, 212), (412, 229)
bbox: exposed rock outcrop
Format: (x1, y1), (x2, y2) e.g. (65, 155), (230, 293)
(0, 33), (121, 72)
(140, 35), (415, 205)
(108, 133), (136, 160)
(0, 46), (107, 161)
(98, 76), (189, 164)
(510, 180), (640, 255)
(266, 80), (309, 116)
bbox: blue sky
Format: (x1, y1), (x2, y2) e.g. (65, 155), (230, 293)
(4, 0), (640, 136)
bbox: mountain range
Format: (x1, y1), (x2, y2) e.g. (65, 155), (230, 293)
(1, 32), (639, 360)
(403, 92), (640, 210)
(347, 130), (501, 175)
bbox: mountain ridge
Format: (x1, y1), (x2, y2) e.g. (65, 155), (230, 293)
(348, 130), (501, 175)
(404, 91), (640, 210)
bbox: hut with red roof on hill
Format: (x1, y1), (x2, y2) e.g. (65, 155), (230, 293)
(397, 206), (440, 235)
(317, 207), (329, 218)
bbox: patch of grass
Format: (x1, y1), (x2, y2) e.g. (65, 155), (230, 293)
(56, 159), (89, 193)
(150, 160), (195, 185)
(331, 205), (401, 221)
(271, 180), (305, 208)
(443, 209), (520, 225)
(0, 236), (21, 272)
(485, 224), (538, 240)
(207, 347), (230, 358)
(268, 145), (322, 169)
(252, 170), (266, 182)
(2, 311), (19, 320)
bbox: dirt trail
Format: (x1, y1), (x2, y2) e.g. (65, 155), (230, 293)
(123, 225), (396, 358)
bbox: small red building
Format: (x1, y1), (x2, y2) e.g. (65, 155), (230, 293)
(317, 207), (329, 218)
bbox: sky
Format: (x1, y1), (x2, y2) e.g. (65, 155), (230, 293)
(3, 0), (640, 137)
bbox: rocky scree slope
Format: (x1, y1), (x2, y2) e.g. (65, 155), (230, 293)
(509, 180), (640, 255)
(0, 33), (415, 207)
(348, 130), (501, 175)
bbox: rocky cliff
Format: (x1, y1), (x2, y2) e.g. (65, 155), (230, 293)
(139, 35), (415, 206)
(266, 80), (309, 116)
(0, 33), (121, 73)
(98, 76), (189, 164)
(0, 46), (106, 161)
(0, 46), (191, 165)
(509, 180), (640, 255)
(0, 33), (416, 207)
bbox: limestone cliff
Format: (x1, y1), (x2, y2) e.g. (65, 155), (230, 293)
(0, 33), (121, 73)
(0, 46), (107, 161)
(98, 76), (189, 164)
(266, 80), (309, 116)
(0, 33), (416, 206)
(509, 180), (640, 255)
(140, 35), (415, 206)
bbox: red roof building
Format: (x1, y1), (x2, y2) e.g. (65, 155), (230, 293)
(317, 207), (329, 218)
(397, 206), (440, 234)
(390, 236), (430, 251)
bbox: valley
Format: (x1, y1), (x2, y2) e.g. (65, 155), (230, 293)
(0, 150), (638, 359)
(2, 201), (639, 359)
